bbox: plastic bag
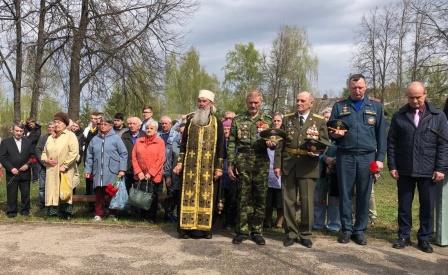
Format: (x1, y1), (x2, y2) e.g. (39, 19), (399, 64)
(60, 173), (72, 201)
(109, 177), (128, 210)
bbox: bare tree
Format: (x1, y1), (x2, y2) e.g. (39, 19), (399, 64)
(353, 8), (379, 97)
(263, 26), (318, 113)
(57, 0), (195, 119)
(0, 0), (24, 122)
(376, 5), (397, 102)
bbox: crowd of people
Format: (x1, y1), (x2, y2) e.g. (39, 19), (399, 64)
(0, 75), (447, 254)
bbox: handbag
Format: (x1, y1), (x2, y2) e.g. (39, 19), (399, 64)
(128, 180), (154, 210)
(109, 177), (128, 210)
(59, 173), (72, 201)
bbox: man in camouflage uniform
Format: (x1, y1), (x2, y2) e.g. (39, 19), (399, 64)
(274, 91), (330, 248)
(228, 90), (274, 245)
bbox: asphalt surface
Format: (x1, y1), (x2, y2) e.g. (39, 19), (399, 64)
(0, 222), (446, 274)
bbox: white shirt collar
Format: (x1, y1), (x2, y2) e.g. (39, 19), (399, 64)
(298, 111), (310, 122)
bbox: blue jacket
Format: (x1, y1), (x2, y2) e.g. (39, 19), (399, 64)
(85, 130), (128, 187)
(330, 96), (387, 161)
(158, 124), (181, 177)
(387, 102), (448, 177)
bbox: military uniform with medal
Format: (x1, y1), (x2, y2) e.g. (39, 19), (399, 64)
(273, 91), (330, 248)
(227, 110), (273, 242)
(329, 74), (387, 245)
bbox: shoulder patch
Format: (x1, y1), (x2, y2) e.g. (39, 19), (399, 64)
(312, 113), (324, 119)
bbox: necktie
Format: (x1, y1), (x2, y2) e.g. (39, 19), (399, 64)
(299, 116), (304, 126)
(414, 109), (419, 127)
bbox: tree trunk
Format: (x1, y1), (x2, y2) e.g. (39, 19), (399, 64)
(30, 0), (47, 119)
(13, 0), (23, 122)
(68, 0), (89, 120)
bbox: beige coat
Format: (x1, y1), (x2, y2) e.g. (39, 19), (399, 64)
(41, 129), (79, 206)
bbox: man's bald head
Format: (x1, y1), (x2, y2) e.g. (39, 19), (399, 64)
(406, 81), (427, 109)
(296, 91), (314, 114)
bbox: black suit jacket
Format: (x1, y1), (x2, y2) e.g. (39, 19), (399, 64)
(0, 137), (34, 181)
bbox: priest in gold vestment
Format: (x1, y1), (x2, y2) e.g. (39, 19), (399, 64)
(173, 89), (225, 239)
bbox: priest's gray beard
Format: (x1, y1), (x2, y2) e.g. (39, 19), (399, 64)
(192, 106), (215, 126)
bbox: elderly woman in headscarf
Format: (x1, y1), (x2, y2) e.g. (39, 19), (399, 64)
(41, 112), (79, 219)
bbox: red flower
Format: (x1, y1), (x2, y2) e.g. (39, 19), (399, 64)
(105, 183), (118, 197)
(28, 155), (38, 164)
(369, 161), (379, 174)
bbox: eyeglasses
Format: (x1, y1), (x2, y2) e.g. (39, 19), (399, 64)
(143, 111), (152, 114)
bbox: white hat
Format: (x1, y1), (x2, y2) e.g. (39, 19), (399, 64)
(198, 89), (215, 103)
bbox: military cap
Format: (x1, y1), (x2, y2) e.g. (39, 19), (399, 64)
(300, 137), (331, 152)
(327, 119), (349, 132)
(260, 128), (287, 141)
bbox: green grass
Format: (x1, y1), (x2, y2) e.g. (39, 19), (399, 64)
(0, 168), (422, 241)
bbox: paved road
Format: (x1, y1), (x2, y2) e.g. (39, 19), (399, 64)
(0, 222), (446, 274)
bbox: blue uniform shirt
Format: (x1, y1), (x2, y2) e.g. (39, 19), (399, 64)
(330, 96), (387, 161)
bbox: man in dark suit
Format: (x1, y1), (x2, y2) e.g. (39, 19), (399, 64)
(0, 123), (34, 217)
(388, 81), (448, 253)
(274, 91), (330, 248)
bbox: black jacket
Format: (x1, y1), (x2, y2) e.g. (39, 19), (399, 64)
(0, 137), (34, 181)
(387, 102), (448, 177)
(24, 124), (41, 148)
(121, 129), (145, 174)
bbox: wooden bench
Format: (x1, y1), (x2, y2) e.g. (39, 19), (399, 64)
(72, 194), (96, 203)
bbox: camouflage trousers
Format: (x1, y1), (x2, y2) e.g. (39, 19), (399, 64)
(235, 155), (269, 235)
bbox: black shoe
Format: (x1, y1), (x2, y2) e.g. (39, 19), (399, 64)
(250, 234), (266, 245)
(20, 211), (30, 216)
(178, 230), (190, 239)
(232, 234), (248, 244)
(204, 232), (212, 239)
(337, 232), (351, 244)
(300, 238), (313, 248)
(392, 237), (411, 249)
(7, 213), (17, 218)
(351, 234), (367, 245)
(283, 237), (295, 247)
(417, 240), (433, 253)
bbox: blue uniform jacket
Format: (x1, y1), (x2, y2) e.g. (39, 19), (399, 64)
(330, 96), (387, 161)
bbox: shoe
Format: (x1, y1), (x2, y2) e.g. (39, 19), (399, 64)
(283, 237), (295, 247)
(232, 234), (248, 244)
(178, 230), (190, 239)
(179, 233), (190, 239)
(337, 232), (351, 244)
(250, 233), (266, 245)
(93, 215), (102, 221)
(392, 237), (411, 249)
(326, 226), (340, 233)
(109, 215), (118, 222)
(20, 211), (30, 216)
(417, 240), (433, 253)
(204, 232), (213, 239)
(7, 213), (17, 218)
(351, 234), (367, 245)
(300, 238), (313, 248)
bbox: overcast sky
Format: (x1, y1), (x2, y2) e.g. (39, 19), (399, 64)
(181, 0), (395, 97)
